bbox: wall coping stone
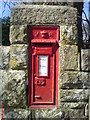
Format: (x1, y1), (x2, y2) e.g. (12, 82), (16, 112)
(11, 4), (77, 25)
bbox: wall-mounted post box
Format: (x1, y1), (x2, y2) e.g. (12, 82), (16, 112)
(28, 26), (59, 108)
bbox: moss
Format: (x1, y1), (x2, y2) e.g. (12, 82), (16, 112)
(60, 45), (78, 71)
(10, 25), (28, 44)
(60, 26), (78, 45)
(25, 69), (28, 78)
(9, 58), (19, 69)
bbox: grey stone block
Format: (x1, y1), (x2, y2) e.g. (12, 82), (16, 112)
(60, 45), (78, 71)
(4, 109), (31, 119)
(34, 107), (86, 119)
(10, 25), (28, 44)
(35, 108), (63, 118)
(60, 71), (90, 89)
(60, 71), (78, 84)
(0, 46), (10, 69)
(78, 72), (90, 89)
(60, 25), (78, 45)
(11, 5), (77, 25)
(59, 71), (83, 89)
(2, 70), (26, 108)
(60, 102), (87, 109)
(60, 89), (89, 102)
(64, 109), (85, 118)
(9, 44), (28, 69)
(81, 49), (90, 71)
(0, 70), (8, 95)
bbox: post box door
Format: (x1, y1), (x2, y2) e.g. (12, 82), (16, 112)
(32, 46), (55, 105)
(28, 26), (59, 108)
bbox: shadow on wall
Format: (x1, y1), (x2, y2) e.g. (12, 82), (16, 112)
(2, 17), (10, 46)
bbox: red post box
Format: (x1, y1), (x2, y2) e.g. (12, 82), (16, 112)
(28, 26), (59, 108)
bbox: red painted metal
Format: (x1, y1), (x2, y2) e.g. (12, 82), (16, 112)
(30, 26), (59, 43)
(28, 26), (59, 108)
(34, 47), (52, 55)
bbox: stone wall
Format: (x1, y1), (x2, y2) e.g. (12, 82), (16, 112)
(1, 3), (90, 119)
(1, 47), (90, 119)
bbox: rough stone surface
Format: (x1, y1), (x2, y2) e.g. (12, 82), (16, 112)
(78, 72), (90, 89)
(0, 70), (8, 96)
(2, 70), (26, 108)
(60, 102), (87, 109)
(9, 44), (28, 69)
(10, 25), (28, 44)
(0, 46), (10, 69)
(11, 5), (77, 25)
(81, 49), (90, 71)
(60, 71), (81, 89)
(34, 108), (86, 119)
(60, 89), (89, 102)
(35, 108), (63, 118)
(60, 45), (78, 71)
(60, 71), (90, 89)
(85, 103), (89, 117)
(63, 109), (85, 118)
(60, 25), (78, 45)
(4, 109), (31, 119)
(60, 71), (78, 84)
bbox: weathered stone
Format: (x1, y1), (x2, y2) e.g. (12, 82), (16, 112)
(60, 89), (89, 102)
(78, 72), (90, 89)
(11, 5), (77, 25)
(58, 79), (60, 107)
(60, 71), (90, 89)
(63, 109), (85, 118)
(4, 109), (31, 119)
(5, 111), (18, 118)
(35, 108), (63, 118)
(9, 44), (28, 69)
(34, 107), (86, 119)
(60, 25), (78, 45)
(60, 71), (80, 89)
(60, 71), (77, 83)
(60, 102), (88, 118)
(59, 71), (90, 89)
(2, 70), (26, 108)
(60, 45), (78, 71)
(81, 49), (90, 71)
(0, 70), (8, 96)
(0, 46), (10, 69)
(10, 25), (28, 44)
(85, 103), (89, 117)
(78, 52), (80, 71)
(60, 102), (87, 109)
